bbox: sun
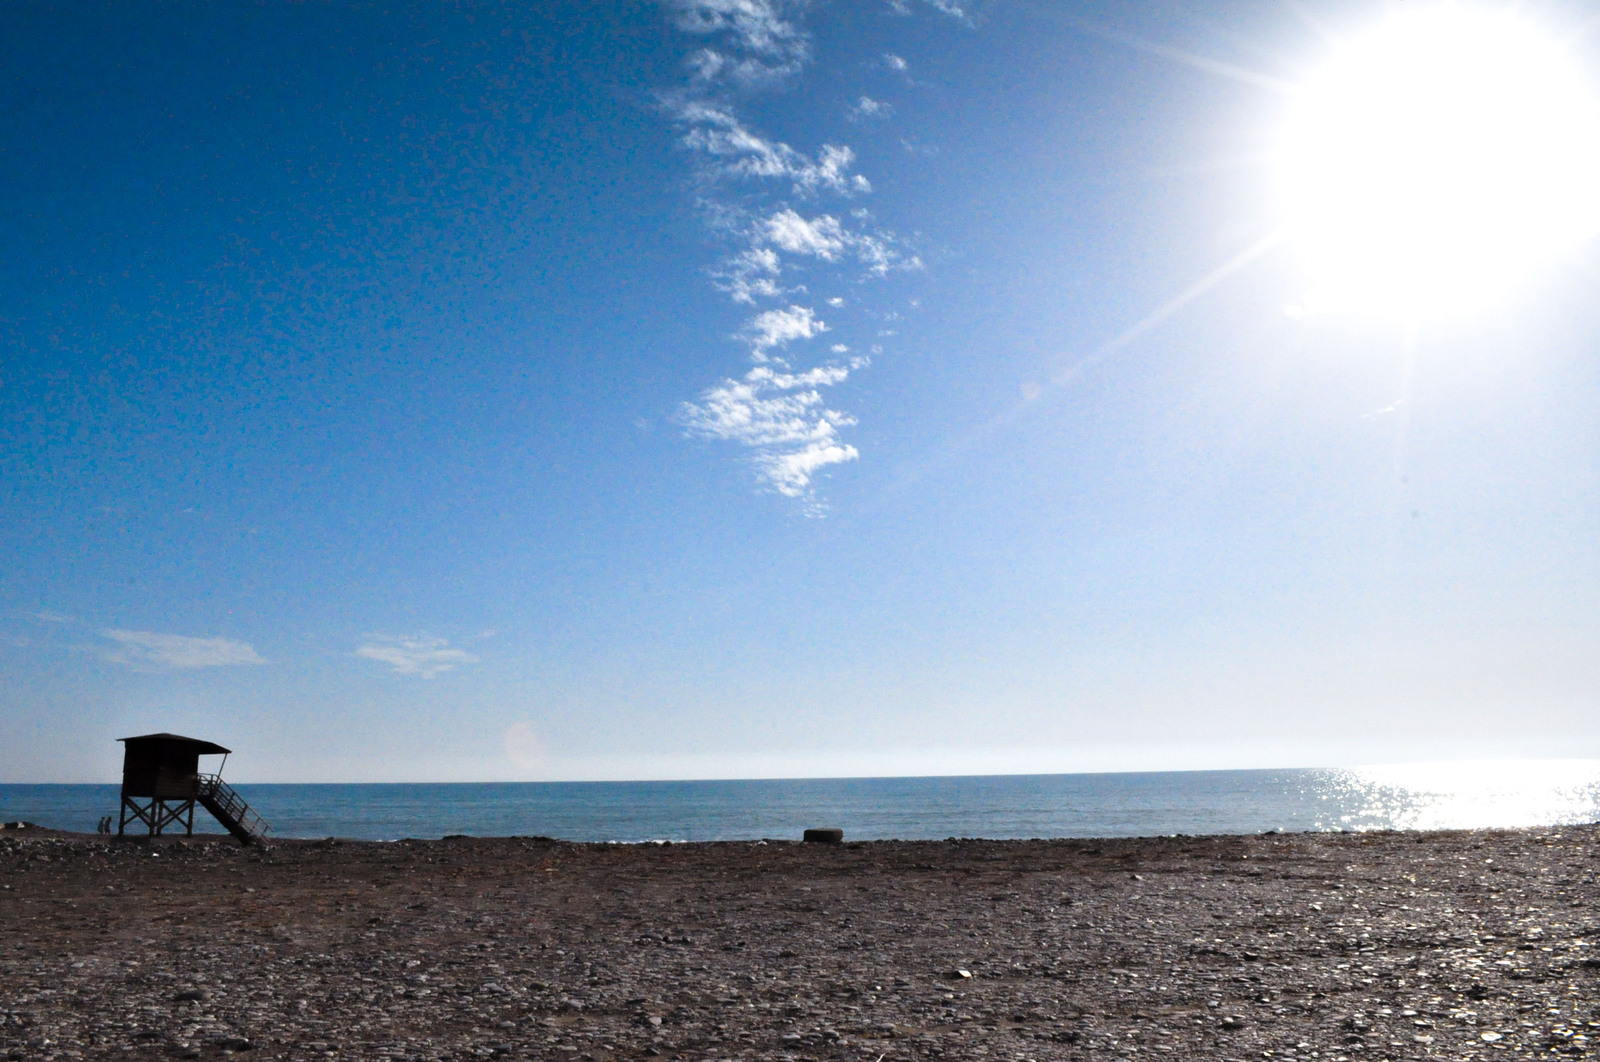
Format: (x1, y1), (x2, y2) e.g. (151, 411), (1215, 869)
(1276, 4), (1600, 317)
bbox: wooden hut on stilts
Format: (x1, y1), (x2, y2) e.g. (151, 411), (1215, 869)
(117, 733), (271, 845)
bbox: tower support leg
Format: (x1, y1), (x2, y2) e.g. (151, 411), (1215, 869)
(119, 795), (156, 837)
(117, 796), (197, 838)
(153, 799), (195, 836)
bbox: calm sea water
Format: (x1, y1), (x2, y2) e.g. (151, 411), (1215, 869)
(5, 761), (1599, 842)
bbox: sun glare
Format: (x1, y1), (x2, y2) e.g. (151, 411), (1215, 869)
(1277, 4), (1600, 317)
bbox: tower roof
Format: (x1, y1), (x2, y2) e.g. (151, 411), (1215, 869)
(117, 733), (231, 755)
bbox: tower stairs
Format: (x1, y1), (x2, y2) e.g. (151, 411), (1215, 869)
(196, 774), (272, 845)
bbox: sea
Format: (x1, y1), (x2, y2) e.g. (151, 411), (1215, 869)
(4, 761), (1599, 842)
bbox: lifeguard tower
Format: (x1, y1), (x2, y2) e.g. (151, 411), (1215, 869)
(117, 733), (271, 845)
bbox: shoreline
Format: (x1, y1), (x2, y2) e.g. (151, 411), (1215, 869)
(4, 825), (1596, 1060)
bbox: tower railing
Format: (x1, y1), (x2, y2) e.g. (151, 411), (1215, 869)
(195, 773), (272, 843)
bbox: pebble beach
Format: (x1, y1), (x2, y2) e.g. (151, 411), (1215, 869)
(3, 824), (1597, 1060)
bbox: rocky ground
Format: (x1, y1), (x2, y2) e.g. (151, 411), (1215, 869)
(2, 824), (1599, 1061)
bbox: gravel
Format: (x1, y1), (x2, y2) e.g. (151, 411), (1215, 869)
(3, 825), (1598, 1060)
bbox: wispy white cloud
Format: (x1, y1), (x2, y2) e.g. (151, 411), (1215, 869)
(670, 0), (807, 53)
(712, 210), (917, 303)
(670, 0), (811, 84)
(681, 359), (866, 500)
(665, 0), (927, 510)
(676, 102), (870, 194)
(883, 52), (910, 73)
(685, 47), (800, 88)
(713, 246), (784, 304)
(759, 209), (918, 275)
(847, 95), (894, 123)
(755, 440), (859, 498)
(744, 303), (827, 357)
(763, 209), (850, 258)
(356, 636), (479, 679)
(102, 629), (267, 671)
(887, 0), (979, 23)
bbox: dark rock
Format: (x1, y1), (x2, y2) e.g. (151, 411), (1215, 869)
(803, 828), (844, 844)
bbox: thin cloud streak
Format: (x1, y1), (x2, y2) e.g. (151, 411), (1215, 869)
(887, 0), (982, 26)
(356, 636), (480, 679)
(101, 629), (267, 671)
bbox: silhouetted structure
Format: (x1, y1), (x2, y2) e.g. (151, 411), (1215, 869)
(117, 733), (270, 845)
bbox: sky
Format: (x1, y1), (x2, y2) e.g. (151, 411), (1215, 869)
(4, 0), (1600, 783)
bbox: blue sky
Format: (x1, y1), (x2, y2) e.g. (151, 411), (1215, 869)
(4, 1), (1600, 783)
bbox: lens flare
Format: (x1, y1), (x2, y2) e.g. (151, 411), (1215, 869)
(1276, 4), (1600, 316)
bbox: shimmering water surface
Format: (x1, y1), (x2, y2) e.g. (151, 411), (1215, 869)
(4, 761), (1598, 842)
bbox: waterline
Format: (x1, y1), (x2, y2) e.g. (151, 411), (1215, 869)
(4, 760), (1597, 842)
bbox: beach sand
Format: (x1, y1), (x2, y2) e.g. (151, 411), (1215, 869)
(2, 824), (1596, 1060)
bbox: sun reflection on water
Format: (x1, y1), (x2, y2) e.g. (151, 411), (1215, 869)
(1306, 760), (1600, 832)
